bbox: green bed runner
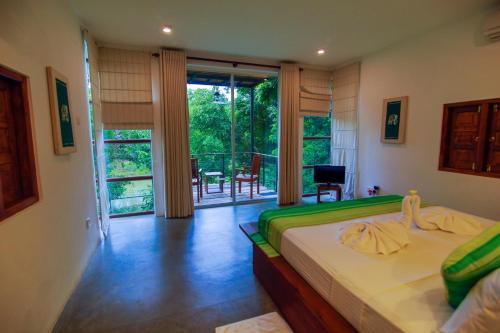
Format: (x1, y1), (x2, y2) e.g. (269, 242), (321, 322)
(249, 232), (281, 258)
(256, 195), (415, 254)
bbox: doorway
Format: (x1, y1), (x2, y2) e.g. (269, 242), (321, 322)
(187, 69), (278, 207)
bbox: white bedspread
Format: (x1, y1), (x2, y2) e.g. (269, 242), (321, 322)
(280, 206), (495, 333)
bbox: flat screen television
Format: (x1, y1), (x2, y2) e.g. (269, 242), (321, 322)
(313, 165), (345, 184)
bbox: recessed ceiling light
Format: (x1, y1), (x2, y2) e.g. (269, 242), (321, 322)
(162, 25), (173, 34)
(317, 48), (325, 55)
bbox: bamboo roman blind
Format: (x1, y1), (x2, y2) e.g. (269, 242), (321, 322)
(98, 48), (154, 129)
(299, 69), (332, 117)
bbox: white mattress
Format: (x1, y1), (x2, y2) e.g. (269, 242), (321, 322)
(280, 206), (495, 333)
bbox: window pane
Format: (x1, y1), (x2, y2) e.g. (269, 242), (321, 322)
(303, 113), (331, 137)
(104, 129), (151, 140)
(302, 168), (316, 194)
(108, 179), (154, 215)
(303, 140), (330, 166)
(302, 113), (332, 196)
(105, 143), (152, 178)
(187, 71), (231, 156)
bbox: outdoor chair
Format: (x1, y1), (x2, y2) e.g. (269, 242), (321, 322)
(234, 155), (261, 199)
(191, 158), (202, 202)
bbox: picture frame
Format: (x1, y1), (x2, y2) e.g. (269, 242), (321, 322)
(46, 66), (76, 154)
(380, 96), (408, 144)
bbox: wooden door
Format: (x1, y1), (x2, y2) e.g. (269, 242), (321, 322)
(443, 104), (481, 171)
(0, 77), (23, 207)
(485, 103), (500, 174)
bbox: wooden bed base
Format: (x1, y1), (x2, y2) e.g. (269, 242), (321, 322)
(241, 223), (357, 333)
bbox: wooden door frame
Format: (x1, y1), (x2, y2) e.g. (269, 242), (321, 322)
(0, 64), (39, 222)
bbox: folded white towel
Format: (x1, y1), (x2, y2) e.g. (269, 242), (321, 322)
(339, 193), (412, 255)
(400, 195), (413, 229)
(411, 193), (481, 235)
(412, 194), (438, 230)
(339, 190), (482, 255)
(340, 220), (409, 255)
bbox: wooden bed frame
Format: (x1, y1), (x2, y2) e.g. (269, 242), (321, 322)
(240, 222), (357, 333)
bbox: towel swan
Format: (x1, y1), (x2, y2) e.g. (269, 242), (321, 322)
(407, 190), (481, 235)
(340, 190), (482, 255)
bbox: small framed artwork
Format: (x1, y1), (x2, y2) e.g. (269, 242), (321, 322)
(380, 96), (408, 144)
(46, 67), (76, 154)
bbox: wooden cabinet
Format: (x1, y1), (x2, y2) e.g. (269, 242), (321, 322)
(439, 98), (500, 178)
(0, 65), (38, 221)
(485, 103), (500, 174)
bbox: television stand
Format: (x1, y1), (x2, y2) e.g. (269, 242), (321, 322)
(317, 183), (342, 203)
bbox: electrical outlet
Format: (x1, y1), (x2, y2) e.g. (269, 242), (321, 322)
(85, 217), (91, 229)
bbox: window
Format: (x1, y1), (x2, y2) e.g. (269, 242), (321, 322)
(83, 39), (102, 221)
(0, 65), (38, 220)
(439, 98), (500, 178)
(302, 113), (331, 194)
(104, 130), (154, 216)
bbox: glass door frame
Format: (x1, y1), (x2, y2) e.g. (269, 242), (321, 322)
(187, 64), (279, 207)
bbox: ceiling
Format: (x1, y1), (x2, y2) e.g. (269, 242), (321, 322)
(70, 0), (496, 67)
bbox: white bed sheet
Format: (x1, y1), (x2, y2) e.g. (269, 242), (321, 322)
(280, 206), (495, 333)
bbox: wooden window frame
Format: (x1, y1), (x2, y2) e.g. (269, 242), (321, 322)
(439, 97), (500, 179)
(0, 65), (39, 222)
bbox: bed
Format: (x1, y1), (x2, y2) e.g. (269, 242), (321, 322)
(240, 195), (496, 333)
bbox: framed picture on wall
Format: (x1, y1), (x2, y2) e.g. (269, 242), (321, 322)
(380, 96), (408, 144)
(46, 66), (76, 154)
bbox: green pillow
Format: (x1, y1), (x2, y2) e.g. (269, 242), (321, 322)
(441, 223), (500, 308)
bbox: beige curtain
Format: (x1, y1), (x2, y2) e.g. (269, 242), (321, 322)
(278, 63), (301, 205)
(299, 69), (332, 117)
(331, 62), (360, 199)
(160, 49), (194, 218)
(98, 48), (154, 129)
(83, 30), (111, 236)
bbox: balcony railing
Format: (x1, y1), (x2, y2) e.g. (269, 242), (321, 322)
(190, 151), (278, 193)
(104, 137), (154, 218)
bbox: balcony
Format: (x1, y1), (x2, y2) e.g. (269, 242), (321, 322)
(191, 152), (277, 207)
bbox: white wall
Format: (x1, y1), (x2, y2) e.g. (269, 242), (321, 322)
(0, 0), (100, 332)
(358, 8), (500, 220)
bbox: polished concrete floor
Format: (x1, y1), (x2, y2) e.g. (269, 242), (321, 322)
(54, 201), (278, 333)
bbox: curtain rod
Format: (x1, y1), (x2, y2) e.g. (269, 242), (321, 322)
(186, 56), (281, 69)
(152, 53), (304, 70)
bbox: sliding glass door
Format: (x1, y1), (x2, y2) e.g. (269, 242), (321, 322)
(234, 75), (278, 202)
(188, 69), (278, 207)
(187, 72), (232, 206)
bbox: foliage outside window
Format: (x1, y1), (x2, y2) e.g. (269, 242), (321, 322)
(104, 129), (154, 215)
(187, 76), (279, 192)
(302, 113), (332, 194)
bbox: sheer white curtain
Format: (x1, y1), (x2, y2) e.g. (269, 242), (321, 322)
(331, 62), (360, 200)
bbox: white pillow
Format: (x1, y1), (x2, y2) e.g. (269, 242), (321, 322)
(440, 268), (500, 333)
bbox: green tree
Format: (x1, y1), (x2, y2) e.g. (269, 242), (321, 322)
(188, 78), (279, 190)
(302, 113), (332, 193)
(104, 130), (154, 214)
